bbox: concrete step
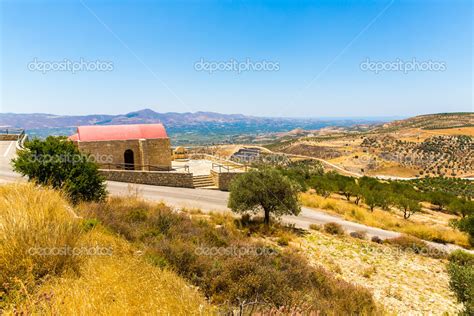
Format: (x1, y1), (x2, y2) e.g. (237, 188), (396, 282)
(193, 175), (214, 188)
(193, 175), (213, 179)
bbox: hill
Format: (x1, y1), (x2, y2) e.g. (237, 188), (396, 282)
(378, 112), (473, 131)
(265, 112), (473, 178)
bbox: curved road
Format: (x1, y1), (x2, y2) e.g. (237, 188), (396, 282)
(1, 140), (469, 253)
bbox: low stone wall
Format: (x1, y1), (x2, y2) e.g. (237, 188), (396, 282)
(210, 170), (243, 191)
(0, 134), (21, 141)
(100, 169), (194, 188)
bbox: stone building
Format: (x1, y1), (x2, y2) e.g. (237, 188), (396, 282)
(69, 124), (172, 170)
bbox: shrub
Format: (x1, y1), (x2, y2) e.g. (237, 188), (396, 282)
(385, 235), (447, 258)
(447, 250), (474, 315)
(12, 136), (107, 204)
(350, 230), (367, 240)
(324, 222), (344, 235)
(82, 197), (378, 314)
(371, 236), (383, 243)
(309, 223), (321, 231)
(454, 213), (474, 246)
(385, 235), (428, 254)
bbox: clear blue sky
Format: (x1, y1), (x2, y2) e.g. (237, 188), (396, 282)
(1, 0), (472, 117)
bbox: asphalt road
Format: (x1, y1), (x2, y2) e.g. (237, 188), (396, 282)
(1, 140), (469, 253)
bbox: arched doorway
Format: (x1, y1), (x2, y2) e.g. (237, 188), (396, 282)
(124, 149), (134, 170)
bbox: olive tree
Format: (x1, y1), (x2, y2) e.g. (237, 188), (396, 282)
(228, 168), (301, 226)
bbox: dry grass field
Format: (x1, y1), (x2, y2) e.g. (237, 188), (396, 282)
(0, 183), (212, 315)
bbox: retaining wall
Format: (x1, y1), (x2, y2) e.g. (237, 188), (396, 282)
(100, 169), (194, 188)
(210, 170), (243, 191)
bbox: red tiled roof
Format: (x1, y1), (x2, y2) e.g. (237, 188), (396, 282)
(69, 124), (168, 142)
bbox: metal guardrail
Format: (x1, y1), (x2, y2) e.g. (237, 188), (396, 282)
(100, 163), (190, 173)
(211, 162), (249, 173)
(0, 128), (25, 135)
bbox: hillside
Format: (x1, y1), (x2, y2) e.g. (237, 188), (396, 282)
(378, 112), (473, 131)
(266, 112), (473, 178)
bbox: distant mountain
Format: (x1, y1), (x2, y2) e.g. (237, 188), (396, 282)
(0, 108), (389, 130)
(0, 108), (392, 144)
(0, 109), (257, 129)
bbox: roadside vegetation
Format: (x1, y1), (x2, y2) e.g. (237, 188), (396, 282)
(12, 136), (107, 204)
(0, 183), (210, 314)
(79, 196), (378, 314)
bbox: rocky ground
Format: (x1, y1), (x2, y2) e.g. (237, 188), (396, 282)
(299, 231), (462, 315)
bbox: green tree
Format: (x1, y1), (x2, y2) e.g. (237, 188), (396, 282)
(395, 196), (421, 219)
(228, 168), (301, 226)
(309, 175), (337, 198)
(12, 136), (107, 203)
(454, 215), (474, 246)
(429, 191), (454, 211)
(361, 189), (376, 212)
(448, 199), (474, 218)
(276, 160), (323, 190)
(349, 182), (363, 205)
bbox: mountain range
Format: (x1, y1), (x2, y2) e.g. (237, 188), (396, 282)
(0, 109), (393, 144)
(0, 108), (392, 130)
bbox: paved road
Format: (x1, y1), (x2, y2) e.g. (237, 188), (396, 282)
(1, 140), (470, 253)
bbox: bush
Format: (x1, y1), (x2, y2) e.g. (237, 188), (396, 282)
(371, 236), (383, 244)
(324, 222), (345, 235)
(350, 230), (367, 240)
(447, 251), (474, 315)
(12, 136), (107, 204)
(81, 197), (378, 314)
(385, 235), (428, 254)
(454, 213), (474, 246)
(385, 235), (447, 258)
(309, 223), (321, 231)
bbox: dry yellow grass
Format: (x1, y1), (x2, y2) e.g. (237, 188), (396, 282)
(0, 183), (82, 299)
(0, 183), (213, 314)
(27, 255), (210, 315)
(300, 193), (470, 248)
